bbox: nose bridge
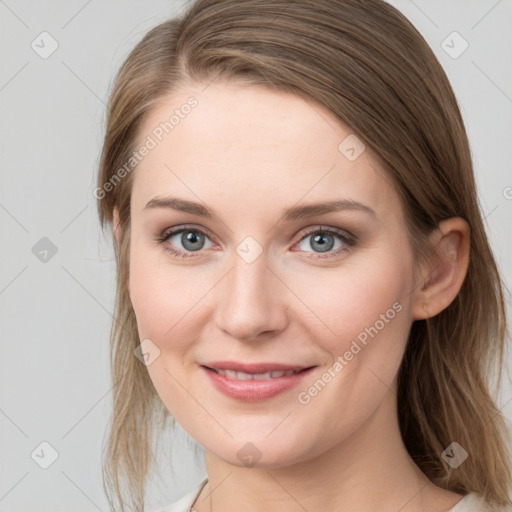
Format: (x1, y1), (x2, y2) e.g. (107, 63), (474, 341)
(214, 237), (286, 340)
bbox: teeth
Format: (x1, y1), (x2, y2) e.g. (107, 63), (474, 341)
(253, 372), (272, 379)
(215, 369), (298, 380)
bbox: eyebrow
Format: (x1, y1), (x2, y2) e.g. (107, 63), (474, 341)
(143, 196), (376, 221)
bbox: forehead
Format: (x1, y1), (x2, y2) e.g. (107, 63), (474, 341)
(131, 82), (398, 218)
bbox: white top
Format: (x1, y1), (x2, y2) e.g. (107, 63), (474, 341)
(153, 478), (510, 512)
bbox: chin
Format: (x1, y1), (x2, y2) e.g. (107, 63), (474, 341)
(201, 428), (317, 469)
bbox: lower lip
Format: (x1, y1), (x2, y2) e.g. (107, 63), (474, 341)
(201, 366), (315, 401)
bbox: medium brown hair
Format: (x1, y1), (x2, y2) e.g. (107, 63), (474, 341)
(96, 0), (511, 509)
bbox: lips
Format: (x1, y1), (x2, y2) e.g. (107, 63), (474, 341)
(200, 361), (316, 401)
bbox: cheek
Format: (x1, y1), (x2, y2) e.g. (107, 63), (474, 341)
(127, 241), (205, 412)
(128, 237), (203, 344)
(289, 248), (415, 424)
(288, 254), (413, 443)
(290, 251), (413, 352)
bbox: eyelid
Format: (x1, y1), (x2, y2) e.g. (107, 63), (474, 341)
(294, 224), (356, 244)
(160, 223), (216, 241)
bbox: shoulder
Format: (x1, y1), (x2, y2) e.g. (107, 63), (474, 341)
(448, 493), (512, 512)
(150, 478), (208, 512)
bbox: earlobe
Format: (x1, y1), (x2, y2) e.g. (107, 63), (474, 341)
(411, 217), (470, 321)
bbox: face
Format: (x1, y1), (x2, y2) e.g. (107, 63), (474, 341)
(126, 81), (418, 468)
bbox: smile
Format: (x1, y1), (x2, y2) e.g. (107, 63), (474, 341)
(200, 363), (316, 401)
(212, 368), (301, 380)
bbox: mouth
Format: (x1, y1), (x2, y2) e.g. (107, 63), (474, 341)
(205, 367), (305, 380)
(200, 361), (316, 401)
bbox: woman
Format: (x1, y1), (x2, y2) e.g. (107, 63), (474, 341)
(95, 1), (512, 510)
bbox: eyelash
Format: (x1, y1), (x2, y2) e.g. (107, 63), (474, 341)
(155, 224), (357, 260)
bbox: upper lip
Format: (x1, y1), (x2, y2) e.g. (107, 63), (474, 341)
(201, 361), (314, 373)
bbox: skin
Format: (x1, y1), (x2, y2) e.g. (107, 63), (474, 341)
(113, 81), (470, 511)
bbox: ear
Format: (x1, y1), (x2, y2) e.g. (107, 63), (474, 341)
(112, 206), (122, 245)
(112, 206), (131, 297)
(411, 217), (470, 321)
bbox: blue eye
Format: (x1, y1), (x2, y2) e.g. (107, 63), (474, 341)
(156, 225), (356, 260)
(299, 231), (352, 253)
(295, 228), (355, 258)
(158, 226), (214, 258)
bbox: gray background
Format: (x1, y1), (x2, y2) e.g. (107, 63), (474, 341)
(1, 1), (511, 510)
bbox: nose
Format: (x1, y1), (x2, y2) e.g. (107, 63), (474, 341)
(213, 246), (289, 342)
